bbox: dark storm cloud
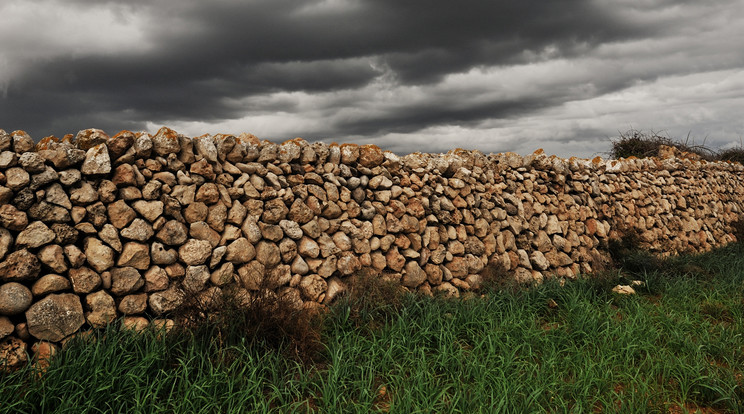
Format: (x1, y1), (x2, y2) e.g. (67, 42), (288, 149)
(1, 0), (743, 157)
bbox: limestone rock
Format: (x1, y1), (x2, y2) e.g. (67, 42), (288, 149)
(81, 144), (112, 175)
(132, 200), (164, 223)
(84, 238), (115, 273)
(0, 282), (33, 315)
(0, 249), (41, 282)
(26, 293), (85, 342)
(118, 293), (148, 315)
(148, 286), (184, 314)
(5, 167), (30, 190)
(16, 221), (55, 248)
(612, 285), (636, 295)
(76, 128), (109, 150)
(111, 267), (144, 296)
(183, 265), (210, 292)
(85, 290), (117, 328)
(31, 274), (71, 297)
(256, 241), (281, 268)
(299, 274), (327, 302)
(121, 218), (154, 241)
(225, 238), (255, 264)
(0, 204), (28, 231)
(69, 266), (102, 294)
(0, 316), (13, 340)
(144, 266), (169, 292)
(151, 242), (178, 265)
(117, 242), (150, 270)
(178, 239), (212, 266)
(402, 261), (427, 288)
(0, 337), (28, 370)
(151, 127), (181, 156)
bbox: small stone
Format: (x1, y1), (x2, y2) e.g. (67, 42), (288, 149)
(84, 238), (115, 273)
(210, 262), (234, 286)
(70, 181), (99, 205)
(31, 274), (71, 296)
(5, 167), (30, 190)
(299, 274), (327, 302)
(178, 239), (213, 266)
(0, 282), (33, 315)
(132, 200), (164, 222)
(121, 218), (154, 241)
(85, 290), (117, 328)
(81, 144), (112, 175)
(110, 267), (144, 296)
(16, 221), (55, 248)
(183, 265), (210, 292)
(0, 204), (28, 231)
(225, 238), (256, 264)
(75, 128), (109, 150)
(151, 127), (181, 156)
(121, 316), (149, 332)
(38, 244), (68, 273)
(0, 337), (28, 371)
(69, 267), (102, 294)
(0, 249), (41, 282)
(19, 152), (46, 173)
(64, 244), (86, 268)
(148, 286), (184, 314)
(144, 266), (169, 292)
(150, 242), (178, 265)
(156, 220), (188, 245)
(117, 242), (150, 270)
(118, 293), (148, 315)
(26, 293), (85, 342)
(612, 285), (636, 295)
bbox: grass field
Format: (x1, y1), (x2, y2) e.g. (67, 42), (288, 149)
(2, 243), (744, 413)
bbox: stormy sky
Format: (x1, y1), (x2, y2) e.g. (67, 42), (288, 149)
(1, 0), (743, 158)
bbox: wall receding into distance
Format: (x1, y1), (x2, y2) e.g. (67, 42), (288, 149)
(1, 127), (743, 363)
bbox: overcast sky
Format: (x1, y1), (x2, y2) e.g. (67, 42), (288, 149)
(1, 0), (743, 158)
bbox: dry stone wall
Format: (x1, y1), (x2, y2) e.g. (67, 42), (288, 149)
(1, 126), (743, 366)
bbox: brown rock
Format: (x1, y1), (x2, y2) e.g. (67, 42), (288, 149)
(195, 183), (220, 204)
(108, 130), (135, 159)
(110, 267), (144, 296)
(0, 316), (13, 340)
(385, 247), (406, 272)
(26, 293), (85, 342)
(178, 239), (212, 266)
(0, 249), (41, 282)
(84, 237), (115, 273)
(121, 316), (149, 332)
(32, 274), (71, 296)
(183, 265), (210, 292)
(289, 199), (314, 224)
(63, 244), (86, 268)
(132, 200), (164, 222)
(184, 202), (209, 223)
(85, 290), (117, 328)
(118, 293), (148, 315)
(151, 127), (181, 156)
(262, 198), (288, 224)
(144, 266), (169, 292)
(0, 337), (28, 371)
(402, 261), (427, 288)
(189, 221), (220, 247)
(156, 220), (188, 245)
(0, 282), (33, 315)
(76, 128), (109, 150)
(69, 266), (102, 294)
(108, 200), (137, 229)
(0, 204), (28, 231)
(0, 228), (10, 261)
(117, 242), (150, 270)
(299, 274), (327, 301)
(149, 286), (184, 314)
(210, 262), (234, 286)
(5, 167), (30, 190)
(36, 244), (67, 273)
(256, 241), (281, 268)
(445, 257), (468, 279)
(81, 144), (112, 175)
(16, 221), (55, 248)
(237, 261), (265, 290)
(336, 251), (361, 276)
(120, 218), (154, 241)
(150, 242), (178, 265)
(359, 144), (384, 168)
(225, 238), (256, 264)
(99, 224), (122, 253)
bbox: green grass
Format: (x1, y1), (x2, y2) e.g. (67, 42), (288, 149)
(3, 244), (744, 413)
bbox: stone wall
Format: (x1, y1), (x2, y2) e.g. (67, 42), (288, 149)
(1, 127), (743, 366)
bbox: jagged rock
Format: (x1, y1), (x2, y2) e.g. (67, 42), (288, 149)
(85, 290), (117, 328)
(225, 238), (255, 264)
(69, 267), (102, 294)
(64, 244), (86, 268)
(19, 152), (46, 173)
(121, 218), (154, 241)
(132, 200), (164, 222)
(31, 274), (71, 296)
(38, 244), (68, 273)
(0, 249), (41, 282)
(0, 229), (12, 261)
(0, 282), (33, 315)
(0, 337), (28, 370)
(81, 144), (112, 175)
(210, 262), (234, 286)
(150, 242), (178, 265)
(109, 130), (135, 159)
(110, 267), (144, 296)
(69, 181), (98, 205)
(299, 274), (326, 302)
(144, 266), (169, 292)
(117, 242), (150, 269)
(0, 316), (13, 340)
(84, 238), (115, 273)
(256, 241), (281, 268)
(26, 293), (85, 342)
(402, 261), (427, 288)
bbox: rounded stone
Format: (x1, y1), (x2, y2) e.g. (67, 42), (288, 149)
(25, 293), (85, 342)
(0, 282), (33, 315)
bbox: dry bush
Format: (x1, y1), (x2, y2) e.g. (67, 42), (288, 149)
(336, 268), (406, 329)
(609, 130), (717, 161)
(170, 285), (325, 366)
(477, 261), (520, 294)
